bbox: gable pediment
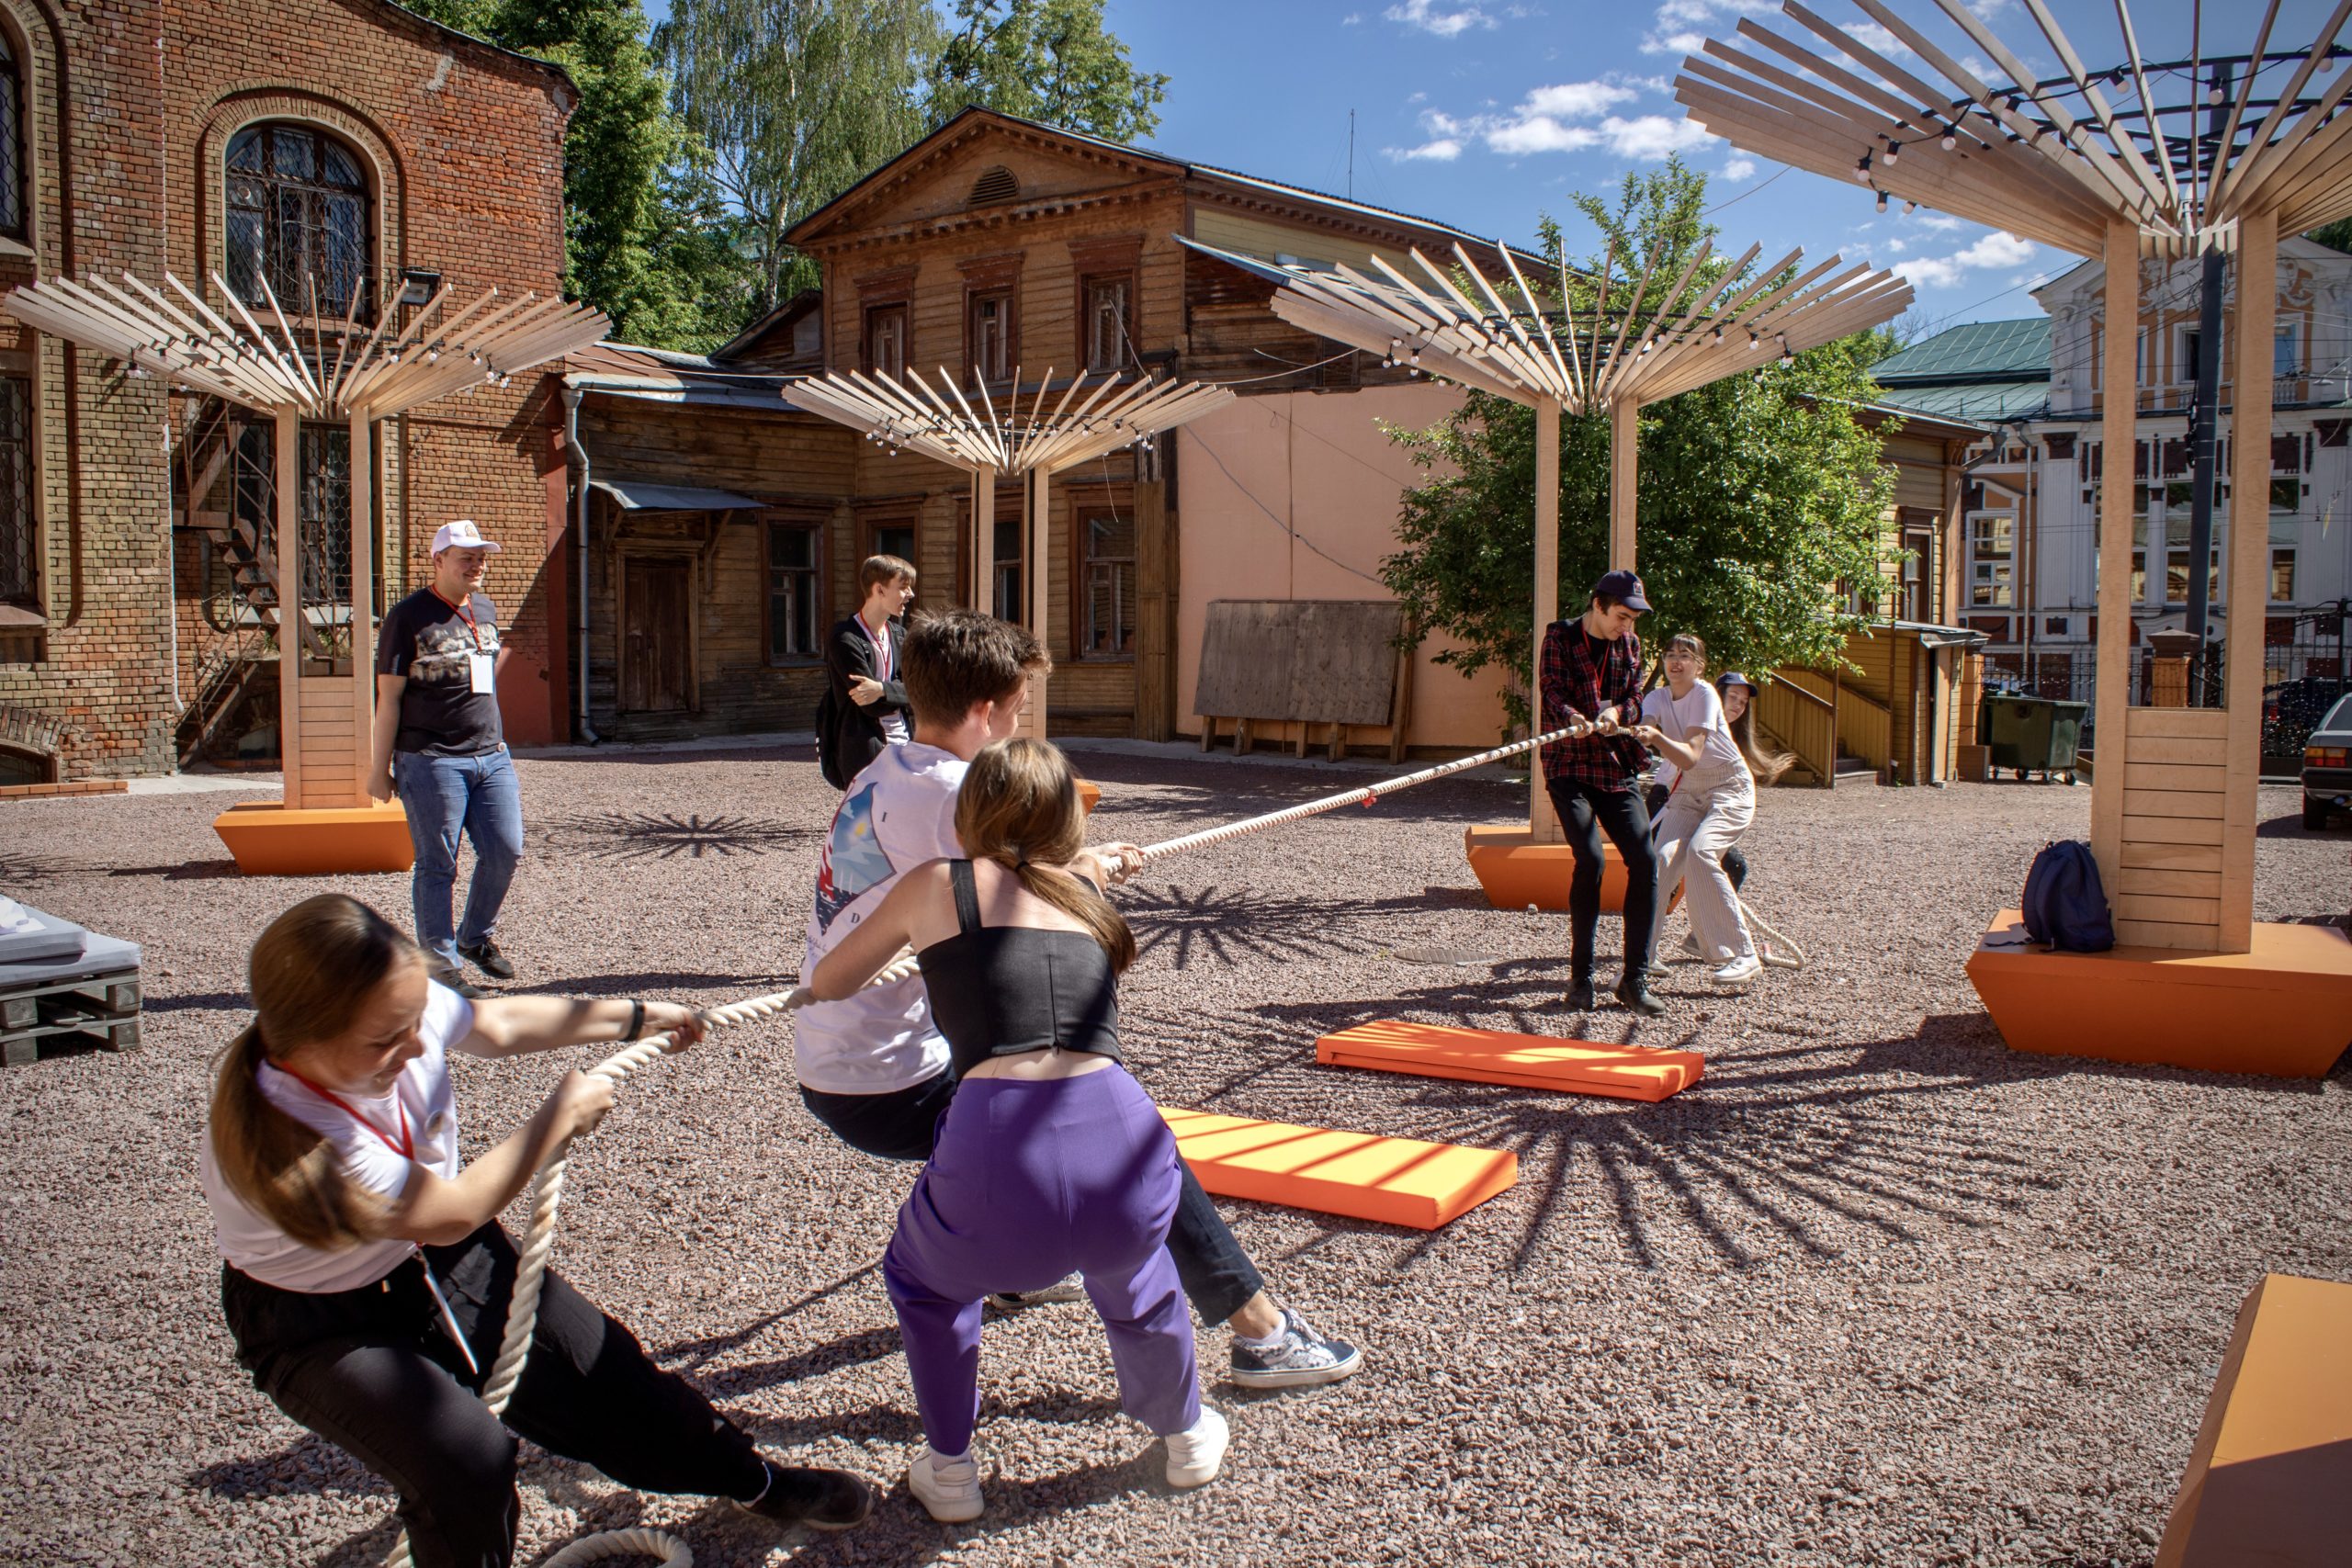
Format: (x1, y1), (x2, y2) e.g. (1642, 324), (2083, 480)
(790, 112), (1181, 248)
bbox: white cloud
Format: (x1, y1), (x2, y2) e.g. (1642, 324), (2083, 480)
(1841, 20), (1910, 57)
(1893, 230), (2036, 289)
(1914, 212), (1965, 231)
(1887, 239), (1908, 254)
(1404, 78), (1713, 162)
(1639, 28), (1708, 56)
(1385, 0), (1496, 36)
(1342, 10), (1363, 22)
(1721, 154), (1757, 181)
(1394, 138), (1464, 161)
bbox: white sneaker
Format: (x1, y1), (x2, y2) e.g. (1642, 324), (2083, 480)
(1162, 1408), (1229, 1489)
(1711, 953), (1762, 990)
(1675, 931), (1705, 963)
(987, 1274), (1087, 1311)
(908, 1445), (983, 1522)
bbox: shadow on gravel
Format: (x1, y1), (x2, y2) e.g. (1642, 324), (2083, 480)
(1124, 883), (1483, 970)
(541, 810), (816, 861)
(658, 1263), (880, 1375)
(189, 1434), (390, 1501)
(0, 850), (66, 884)
(1134, 992), (2070, 1276)
(144, 990), (249, 1014)
(103, 858), (243, 880)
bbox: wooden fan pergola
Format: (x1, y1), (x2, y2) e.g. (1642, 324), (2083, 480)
(786, 366), (1234, 736)
(2, 270), (607, 871)
(1182, 235), (1911, 861)
(1675, 0), (2352, 960)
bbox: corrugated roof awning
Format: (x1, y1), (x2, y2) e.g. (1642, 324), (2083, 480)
(590, 478), (763, 512)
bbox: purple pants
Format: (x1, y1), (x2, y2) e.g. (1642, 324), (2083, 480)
(883, 1066), (1200, 1457)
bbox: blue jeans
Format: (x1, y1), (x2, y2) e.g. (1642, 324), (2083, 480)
(395, 748), (524, 975)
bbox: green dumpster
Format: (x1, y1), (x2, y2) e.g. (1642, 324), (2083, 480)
(1981, 694), (2088, 784)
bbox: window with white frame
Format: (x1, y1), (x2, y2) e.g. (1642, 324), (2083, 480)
(2276, 321), (2302, 378)
(1968, 511), (2014, 608)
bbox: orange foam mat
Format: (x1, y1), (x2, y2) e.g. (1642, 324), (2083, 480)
(1966, 909), (2352, 1078)
(2157, 1273), (2352, 1566)
(1317, 1019), (1702, 1102)
(213, 800), (416, 877)
(1159, 1108), (1516, 1231)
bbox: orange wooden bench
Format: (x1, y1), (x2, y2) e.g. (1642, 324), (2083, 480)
(2157, 1272), (2352, 1566)
(1159, 1108), (1516, 1230)
(1317, 1020), (1702, 1102)
(1464, 825), (1680, 913)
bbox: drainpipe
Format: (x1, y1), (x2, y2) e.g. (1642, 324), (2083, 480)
(560, 387), (598, 745)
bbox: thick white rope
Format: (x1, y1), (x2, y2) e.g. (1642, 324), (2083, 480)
(1137, 722), (1590, 861)
(385, 955), (922, 1568)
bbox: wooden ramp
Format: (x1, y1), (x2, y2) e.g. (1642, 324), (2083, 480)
(2158, 1273), (2352, 1566)
(1159, 1108), (1516, 1231)
(1317, 1020), (1702, 1102)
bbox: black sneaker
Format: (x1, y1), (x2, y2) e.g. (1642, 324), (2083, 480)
(1564, 978), (1597, 1011)
(734, 1463), (874, 1532)
(433, 968), (487, 1000)
(1228, 1307), (1363, 1390)
(1614, 976), (1666, 1017)
(458, 938), (515, 980)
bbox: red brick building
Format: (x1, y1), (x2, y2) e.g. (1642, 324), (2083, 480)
(0, 0), (575, 782)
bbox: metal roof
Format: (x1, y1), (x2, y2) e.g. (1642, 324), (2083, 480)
(590, 478), (764, 513)
(563, 342), (803, 412)
(1871, 379), (2052, 423)
(1872, 320), (2051, 384)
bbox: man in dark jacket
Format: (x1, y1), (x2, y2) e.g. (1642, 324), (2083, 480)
(820, 555), (917, 787)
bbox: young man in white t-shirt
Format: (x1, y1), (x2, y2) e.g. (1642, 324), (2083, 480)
(796, 608), (1362, 1390)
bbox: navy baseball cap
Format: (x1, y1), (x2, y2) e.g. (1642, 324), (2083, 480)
(1591, 570), (1651, 613)
(1719, 671), (1757, 694)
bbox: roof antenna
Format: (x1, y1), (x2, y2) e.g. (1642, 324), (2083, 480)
(1349, 108), (1356, 200)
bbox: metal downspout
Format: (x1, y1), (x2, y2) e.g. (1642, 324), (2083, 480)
(560, 387), (598, 744)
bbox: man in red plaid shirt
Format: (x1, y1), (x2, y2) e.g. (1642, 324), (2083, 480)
(1539, 570), (1665, 1015)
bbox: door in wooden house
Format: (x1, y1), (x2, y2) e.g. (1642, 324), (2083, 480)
(622, 558), (693, 712)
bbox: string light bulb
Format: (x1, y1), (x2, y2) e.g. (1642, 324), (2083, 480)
(1940, 129), (1958, 152)
(1854, 152), (1873, 182)
(1876, 189), (1889, 213)
(1884, 141), (1901, 164)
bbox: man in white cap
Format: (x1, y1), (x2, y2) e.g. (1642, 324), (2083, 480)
(368, 519), (525, 998)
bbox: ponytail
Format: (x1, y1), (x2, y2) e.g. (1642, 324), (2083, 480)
(954, 738), (1137, 974)
(1725, 696), (1794, 786)
(208, 895), (422, 1250)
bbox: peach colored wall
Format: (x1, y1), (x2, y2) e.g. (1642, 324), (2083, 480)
(1175, 385), (1514, 751)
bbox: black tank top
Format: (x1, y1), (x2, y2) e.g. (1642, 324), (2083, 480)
(917, 860), (1123, 1078)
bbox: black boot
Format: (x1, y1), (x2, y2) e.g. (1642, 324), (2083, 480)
(1614, 976), (1666, 1016)
(1564, 977), (1597, 1011)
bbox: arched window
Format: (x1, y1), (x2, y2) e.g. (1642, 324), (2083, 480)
(225, 123), (372, 315)
(0, 29), (26, 242)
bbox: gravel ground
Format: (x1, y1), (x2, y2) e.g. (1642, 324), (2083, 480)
(1, 745), (2346, 1568)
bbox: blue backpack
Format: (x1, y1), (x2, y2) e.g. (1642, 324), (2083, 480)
(2020, 840), (2115, 952)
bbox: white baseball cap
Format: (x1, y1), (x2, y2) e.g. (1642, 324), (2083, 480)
(431, 519), (503, 555)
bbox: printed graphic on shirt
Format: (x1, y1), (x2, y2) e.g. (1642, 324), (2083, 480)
(813, 782), (896, 932)
(408, 615), (499, 685)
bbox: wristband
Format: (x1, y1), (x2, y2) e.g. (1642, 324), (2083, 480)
(623, 998), (645, 1042)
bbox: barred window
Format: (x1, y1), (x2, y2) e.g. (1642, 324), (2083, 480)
(226, 124), (372, 317)
(0, 31), (24, 242)
(0, 376), (31, 604)
(1080, 508), (1135, 658)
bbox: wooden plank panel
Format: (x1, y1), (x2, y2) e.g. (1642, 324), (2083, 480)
(2123, 788), (2231, 819)
(2122, 814), (2226, 845)
(1195, 601), (1296, 719)
(2127, 706), (2231, 739)
(2115, 918), (2222, 951)
(2119, 840), (2224, 872)
(2117, 867), (2223, 898)
(2124, 732), (2228, 766)
(2115, 893), (2222, 925)
(2122, 761), (2228, 794)
(1291, 602), (1405, 725)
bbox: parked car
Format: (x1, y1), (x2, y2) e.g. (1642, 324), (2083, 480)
(2267, 675), (2350, 761)
(2304, 693), (2352, 829)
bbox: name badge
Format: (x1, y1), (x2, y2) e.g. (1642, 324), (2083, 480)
(469, 653), (495, 694)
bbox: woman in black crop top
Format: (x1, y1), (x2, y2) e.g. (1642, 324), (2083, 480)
(810, 738), (1228, 1521)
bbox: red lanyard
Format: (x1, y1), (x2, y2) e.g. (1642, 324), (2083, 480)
(279, 1067), (415, 1161)
(431, 588), (487, 651)
(860, 615), (892, 681)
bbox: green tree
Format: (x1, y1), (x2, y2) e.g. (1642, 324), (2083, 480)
(928, 0), (1169, 141)
(1381, 157), (1898, 735)
(660, 0), (943, 315)
(406, 0), (742, 349)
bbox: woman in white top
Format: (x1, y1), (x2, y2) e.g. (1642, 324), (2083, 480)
(201, 894), (871, 1566)
(1631, 635), (1788, 989)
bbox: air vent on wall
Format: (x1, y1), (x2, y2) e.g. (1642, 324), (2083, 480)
(968, 166), (1019, 207)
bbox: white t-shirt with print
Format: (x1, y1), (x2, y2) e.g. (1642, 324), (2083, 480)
(1641, 681), (1748, 796)
(794, 740), (967, 1094)
(200, 982), (472, 1293)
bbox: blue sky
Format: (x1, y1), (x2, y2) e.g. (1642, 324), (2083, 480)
(646, 0), (2314, 337)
